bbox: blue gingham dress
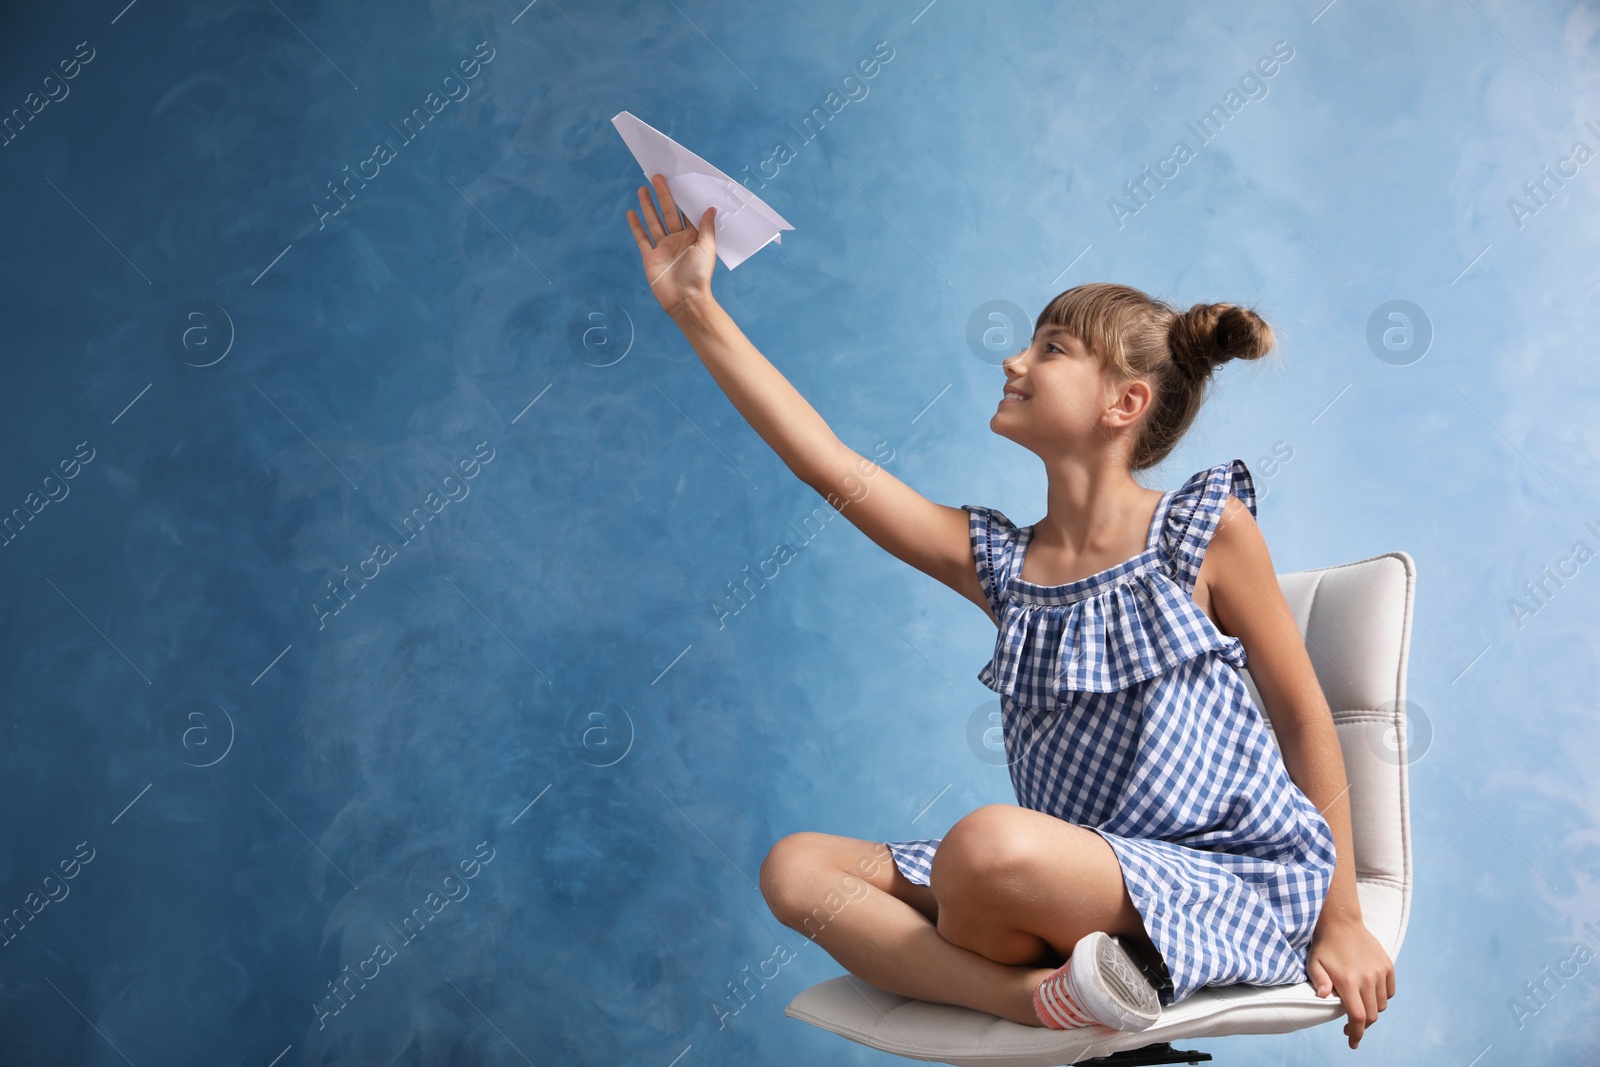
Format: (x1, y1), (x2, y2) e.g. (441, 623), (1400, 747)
(885, 459), (1336, 1007)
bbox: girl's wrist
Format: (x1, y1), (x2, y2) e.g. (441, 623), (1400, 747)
(668, 289), (719, 328)
(1315, 904), (1365, 930)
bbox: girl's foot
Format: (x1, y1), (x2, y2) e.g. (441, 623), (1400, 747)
(1032, 930), (1163, 1032)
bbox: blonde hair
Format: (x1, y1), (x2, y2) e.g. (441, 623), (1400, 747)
(1034, 282), (1276, 470)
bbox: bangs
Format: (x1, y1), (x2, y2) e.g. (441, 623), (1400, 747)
(1035, 284), (1164, 375)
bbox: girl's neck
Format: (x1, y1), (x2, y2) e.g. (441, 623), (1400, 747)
(1033, 463), (1159, 556)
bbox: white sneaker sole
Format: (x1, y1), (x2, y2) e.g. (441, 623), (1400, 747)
(1067, 930), (1163, 1032)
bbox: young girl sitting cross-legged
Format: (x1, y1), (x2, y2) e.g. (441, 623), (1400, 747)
(626, 174), (1395, 1050)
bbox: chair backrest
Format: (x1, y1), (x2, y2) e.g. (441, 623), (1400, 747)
(1238, 551), (1416, 960)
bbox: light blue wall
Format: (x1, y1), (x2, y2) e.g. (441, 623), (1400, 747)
(0, 0), (1595, 1063)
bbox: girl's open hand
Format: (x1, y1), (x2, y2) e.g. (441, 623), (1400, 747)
(626, 172), (717, 318)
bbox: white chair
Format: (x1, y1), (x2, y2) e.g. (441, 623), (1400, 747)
(785, 551), (1416, 1066)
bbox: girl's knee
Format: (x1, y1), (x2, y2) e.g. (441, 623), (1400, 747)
(932, 807), (1036, 895)
(759, 833), (887, 928)
(758, 833), (819, 916)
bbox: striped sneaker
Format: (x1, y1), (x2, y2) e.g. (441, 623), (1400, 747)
(1032, 930), (1163, 1032)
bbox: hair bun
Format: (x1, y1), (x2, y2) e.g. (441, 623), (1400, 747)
(1168, 302), (1275, 380)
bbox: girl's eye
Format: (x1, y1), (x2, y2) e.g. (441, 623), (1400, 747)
(1047, 343), (1063, 353)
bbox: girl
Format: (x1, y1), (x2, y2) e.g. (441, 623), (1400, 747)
(626, 174), (1394, 1049)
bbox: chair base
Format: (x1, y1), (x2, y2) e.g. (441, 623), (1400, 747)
(1076, 1041), (1212, 1066)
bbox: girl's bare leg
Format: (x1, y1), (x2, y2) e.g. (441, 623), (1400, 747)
(760, 831), (1054, 1025)
(759, 808), (1162, 1028)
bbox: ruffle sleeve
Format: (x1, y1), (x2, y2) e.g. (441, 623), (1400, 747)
(962, 504), (1022, 622)
(1161, 458), (1257, 597)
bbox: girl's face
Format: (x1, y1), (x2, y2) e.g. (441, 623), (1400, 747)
(992, 326), (1143, 456)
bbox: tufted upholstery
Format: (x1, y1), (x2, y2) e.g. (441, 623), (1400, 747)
(784, 551), (1416, 1066)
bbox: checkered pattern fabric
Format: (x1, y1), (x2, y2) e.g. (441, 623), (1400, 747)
(886, 459), (1337, 1007)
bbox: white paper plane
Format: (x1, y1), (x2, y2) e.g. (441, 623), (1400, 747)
(613, 110), (794, 271)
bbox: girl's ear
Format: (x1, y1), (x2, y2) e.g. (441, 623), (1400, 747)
(1104, 376), (1153, 428)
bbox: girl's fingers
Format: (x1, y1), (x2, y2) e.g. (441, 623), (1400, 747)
(1361, 981), (1380, 1028)
(652, 173), (684, 233)
(1336, 985), (1365, 1041)
(626, 208), (656, 254)
(1306, 958), (1331, 996)
(637, 183), (665, 242)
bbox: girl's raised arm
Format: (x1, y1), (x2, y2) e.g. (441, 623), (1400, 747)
(626, 175), (993, 624)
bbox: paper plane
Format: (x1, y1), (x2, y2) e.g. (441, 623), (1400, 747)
(613, 110), (794, 271)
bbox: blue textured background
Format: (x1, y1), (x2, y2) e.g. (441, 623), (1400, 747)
(1, 0), (1596, 1064)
